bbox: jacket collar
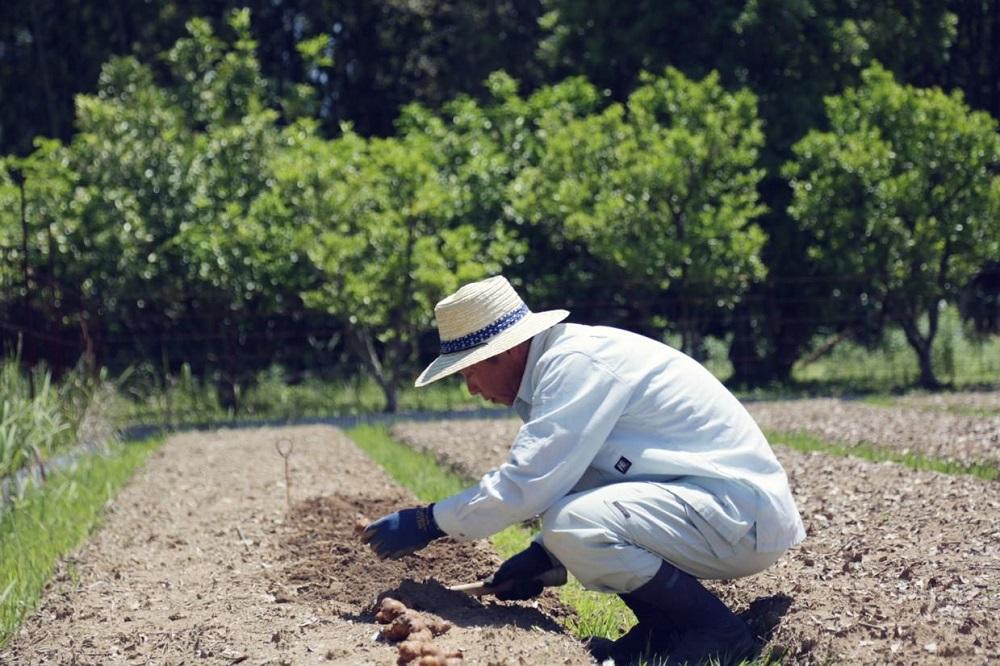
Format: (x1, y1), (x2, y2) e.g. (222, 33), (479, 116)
(513, 325), (556, 418)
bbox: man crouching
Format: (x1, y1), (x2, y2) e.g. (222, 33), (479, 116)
(363, 276), (805, 665)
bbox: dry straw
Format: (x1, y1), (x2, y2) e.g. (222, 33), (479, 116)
(415, 276), (568, 387)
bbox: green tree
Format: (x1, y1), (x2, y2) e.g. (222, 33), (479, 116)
(783, 64), (1000, 388)
(510, 68), (767, 355)
(397, 72), (611, 312)
(294, 127), (522, 412)
(536, 0), (963, 384)
(0, 142), (78, 369)
(0, 10), (321, 399)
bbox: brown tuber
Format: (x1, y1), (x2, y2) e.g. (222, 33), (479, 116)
(415, 656), (447, 666)
(414, 655), (463, 666)
(408, 628), (434, 643)
(376, 597), (407, 624)
(383, 617), (414, 641)
(398, 641), (443, 660)
(427, 619), (452, 637)
(377, 597), (462, 664)
(384, 611), (430, 641)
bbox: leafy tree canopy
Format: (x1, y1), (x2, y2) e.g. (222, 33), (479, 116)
(510, 68), (767, 353)
(784, 63), (1000, 387)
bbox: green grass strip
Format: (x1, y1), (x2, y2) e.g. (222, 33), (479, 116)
(348, 425), (468, 502)
(347, 424), (633, 641)
(765, 429), (999, 481)
(0, 438), (163, 646)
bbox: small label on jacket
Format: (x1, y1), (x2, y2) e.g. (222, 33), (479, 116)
(614, 456), (632, 474)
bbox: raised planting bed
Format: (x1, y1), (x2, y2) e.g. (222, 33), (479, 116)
(1, 425), (590, 664)
(747, 396), (1000, 469)
(393, 416), (1000, 664)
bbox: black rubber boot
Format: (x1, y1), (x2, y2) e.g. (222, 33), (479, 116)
(607, 562), (755, 666)
(586, 590), (678, 663)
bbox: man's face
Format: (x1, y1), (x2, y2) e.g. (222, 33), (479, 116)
(459, 345), (527, 406)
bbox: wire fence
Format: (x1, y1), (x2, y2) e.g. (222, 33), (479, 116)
(1, 309), (997, 397)
(2, 224), (998, 394)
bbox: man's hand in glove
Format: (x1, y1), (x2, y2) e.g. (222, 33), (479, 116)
(486, 542), (563, 601)
(360, 505), (445, 559)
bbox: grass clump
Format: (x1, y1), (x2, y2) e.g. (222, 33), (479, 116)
(1, 355), (121, 481)
(0, 437), (162, 646)
(0, 361), (76, 478)
(766, 429), (999, 481)
(348, 424), (467, 501)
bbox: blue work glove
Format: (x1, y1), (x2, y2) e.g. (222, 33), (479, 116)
(486, 542), (558, 601)
(360, 505), (445, 559)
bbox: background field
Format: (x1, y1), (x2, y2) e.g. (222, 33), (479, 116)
(1, 2), (998, 663)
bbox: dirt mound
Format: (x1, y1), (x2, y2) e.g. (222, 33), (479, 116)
(391, 419), (518, 480)
(281, 493), (489, 608)
(747, 397), (1000, 467)
(715, 451), (1000, 664)
(894, 390), (1000, 413)
(279, 494), (571, 629)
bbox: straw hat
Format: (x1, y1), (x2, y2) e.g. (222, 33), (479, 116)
(415, 276), (569, 387)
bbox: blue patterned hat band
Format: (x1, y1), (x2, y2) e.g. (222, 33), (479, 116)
(440, 304), (531, 354)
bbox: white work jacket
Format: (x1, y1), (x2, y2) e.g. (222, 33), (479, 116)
(433, 324), (806, 553)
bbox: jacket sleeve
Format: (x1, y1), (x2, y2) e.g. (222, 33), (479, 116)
(433, 351), (632, 540)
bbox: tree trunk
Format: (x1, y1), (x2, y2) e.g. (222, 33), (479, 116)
(381, 380), (398, 414)
(898, 309), (941, 389)
(727, 300), (797, 388)
(357, 329), (397, 413)
(914, 345), (938, 389)
(681, 323), (706, 362)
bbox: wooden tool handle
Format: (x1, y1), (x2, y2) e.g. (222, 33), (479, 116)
(448, 580), (500, 594)
(448, 566), (568, 596)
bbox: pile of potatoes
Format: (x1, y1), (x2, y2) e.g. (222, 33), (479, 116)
(375, 597), (463, 666)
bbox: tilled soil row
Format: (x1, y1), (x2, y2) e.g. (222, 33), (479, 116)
(391, 418), (1000, 664)
(746, 397), (1000, 468)
(891, 390), (1000, 414)
(1, 426), (591, 665)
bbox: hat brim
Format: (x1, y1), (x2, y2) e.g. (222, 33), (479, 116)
(414, 309), (569, 387)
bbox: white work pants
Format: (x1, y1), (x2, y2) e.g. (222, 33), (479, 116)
(539, 481), (785, 593)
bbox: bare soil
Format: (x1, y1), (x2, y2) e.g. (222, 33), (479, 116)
(1, 425), (591, 665)
(391, 410), (1000, 665)
(892, 390), (1000, 414)
(745, 397), (1000, 468)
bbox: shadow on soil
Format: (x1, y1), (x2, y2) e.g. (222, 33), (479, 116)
(344, 578), (567, 633)
(280, 493), (792, 649)
(742, 593), (793, 640)
(740, 593), (794, 661)
(279, 493), (574, 634)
